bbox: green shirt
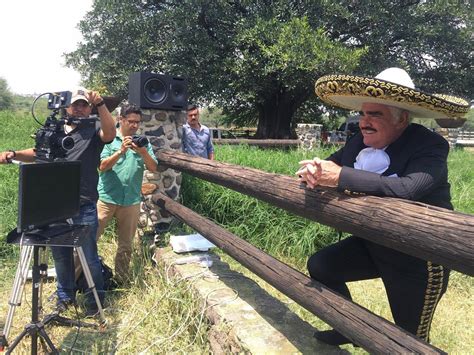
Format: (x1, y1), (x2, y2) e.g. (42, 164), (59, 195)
(98, 134), (157, 206)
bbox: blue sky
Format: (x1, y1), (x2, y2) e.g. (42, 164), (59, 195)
(0, 0), (93, 95)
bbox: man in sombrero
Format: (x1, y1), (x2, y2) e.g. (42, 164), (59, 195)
(296, 68), (469, 346)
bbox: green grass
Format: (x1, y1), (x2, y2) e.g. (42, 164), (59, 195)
(447, 147), (474, 214)
(180, 145), (345, 269)
(0, 111), (40, 259)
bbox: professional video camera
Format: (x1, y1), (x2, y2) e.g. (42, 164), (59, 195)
(32, 91), (97, 161)
(132, 135), (149, 147)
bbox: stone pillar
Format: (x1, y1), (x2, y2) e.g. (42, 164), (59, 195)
(137, 109), (186, 234)
(296, 123), (322, 150)
(434, 118), (467, 148)
(447, 128), (460, 148)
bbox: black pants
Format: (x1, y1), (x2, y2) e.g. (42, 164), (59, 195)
(307, 236), (450, 341)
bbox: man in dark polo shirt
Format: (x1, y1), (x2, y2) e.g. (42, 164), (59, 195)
(0, 88), (116, 316)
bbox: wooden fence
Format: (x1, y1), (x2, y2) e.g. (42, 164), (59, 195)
(154, 150), (474, 352)
(212, 138), (299, 147)
(458, 130), (474, 140)
(457, 130), (474, 146)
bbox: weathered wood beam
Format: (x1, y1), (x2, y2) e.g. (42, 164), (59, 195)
(212, 138), (299, 146)
(154, 193), (444, 354)
(156, 150), (474, 276)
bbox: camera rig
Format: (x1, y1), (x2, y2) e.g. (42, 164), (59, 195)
(32, 91), (97, 162)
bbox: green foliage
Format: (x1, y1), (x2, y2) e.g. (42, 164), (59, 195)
(65, 0), (472, 138)
(0, 111), (39, 257)
(12, 94), (49, 118)
(463, 108), (474, 130)
(199, 107), (229, 128)
(321, 1), (473, 97)
(0, 78), (14, 111)
(65, 0), (163, 95)
(218, 15), (362, 134)
(64, 1), (362, 137)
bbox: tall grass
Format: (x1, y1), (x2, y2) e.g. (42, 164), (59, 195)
(181, 145), (344, 268)
(0, 235), (210, 353)
(447, 147), (474, 214)
(0, 111), (40, 260)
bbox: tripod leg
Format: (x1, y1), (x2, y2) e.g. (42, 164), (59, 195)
(4, 326), (29, 354)
(6, 246), (45, 355)
(5, 322), (59, 355)
(75, 247), (106, 323)
(1, 245), (34, 342)
(43, 312), (97, 330)
(37, 246), (49, 315)
(37, 326), (59, 354)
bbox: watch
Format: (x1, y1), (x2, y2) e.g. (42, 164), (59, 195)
(96, 100), (105, 107)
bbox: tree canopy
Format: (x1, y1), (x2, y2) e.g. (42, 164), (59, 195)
(66, 0), (473, 137)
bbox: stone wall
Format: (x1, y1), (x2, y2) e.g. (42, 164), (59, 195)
(296, 123), (322, 150)
(137, 109), (186, 233)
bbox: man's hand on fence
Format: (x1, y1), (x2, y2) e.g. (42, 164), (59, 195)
(296, 158), (341, 188)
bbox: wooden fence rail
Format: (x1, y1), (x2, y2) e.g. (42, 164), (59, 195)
(154, 193), (443, 353)
(157, 150), (474, 276)
(458, 130), (474, 139)
(212, 138), (300, 146)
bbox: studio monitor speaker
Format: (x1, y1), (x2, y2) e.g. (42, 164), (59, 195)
(128, 72), (188, 110)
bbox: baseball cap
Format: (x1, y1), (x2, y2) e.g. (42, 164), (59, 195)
(71, 88), (89, 104)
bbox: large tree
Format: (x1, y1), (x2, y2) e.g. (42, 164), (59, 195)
(66, 0), (472, 138)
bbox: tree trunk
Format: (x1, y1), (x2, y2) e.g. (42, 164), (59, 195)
(256, 90), (296, 139)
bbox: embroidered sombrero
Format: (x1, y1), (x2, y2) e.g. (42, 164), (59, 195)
(315, 68), (469, 119)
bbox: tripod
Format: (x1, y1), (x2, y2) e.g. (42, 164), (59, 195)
(0, 225), (107, 354)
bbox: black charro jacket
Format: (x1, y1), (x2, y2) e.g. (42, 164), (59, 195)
(328, 123), (453, 210)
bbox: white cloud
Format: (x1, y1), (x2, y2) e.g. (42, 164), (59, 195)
(0, 0), (93, 95)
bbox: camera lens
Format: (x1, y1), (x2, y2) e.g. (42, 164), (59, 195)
(132, 135), (149, 147)
(61, 136), (75, 150)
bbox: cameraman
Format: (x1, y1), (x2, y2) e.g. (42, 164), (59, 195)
(96, 103), (157, 284)
(0, 89), (116, 316)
